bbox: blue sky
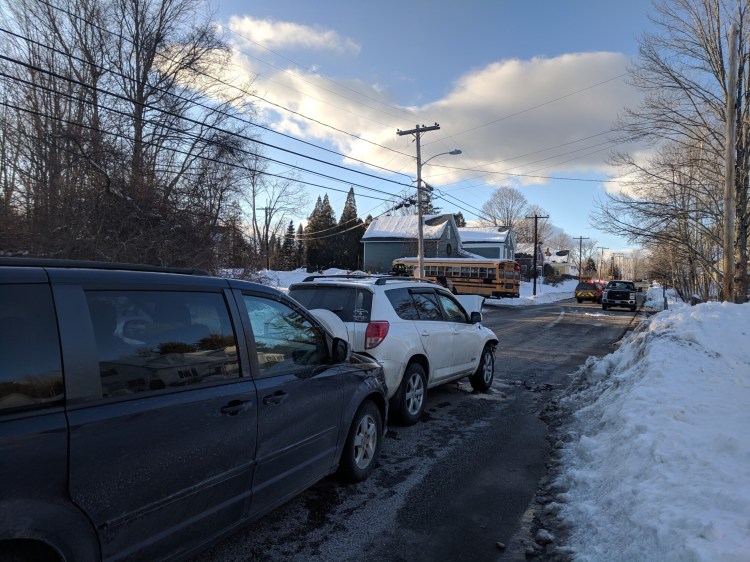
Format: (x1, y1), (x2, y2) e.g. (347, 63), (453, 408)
(208, 0), (657, 252)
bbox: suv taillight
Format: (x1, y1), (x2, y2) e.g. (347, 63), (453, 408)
(365, 321), (389, 350)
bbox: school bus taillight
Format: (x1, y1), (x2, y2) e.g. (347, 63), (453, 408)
(365, 321), (390, 349)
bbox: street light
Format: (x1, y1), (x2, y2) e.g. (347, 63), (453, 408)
(415, 149), (462, 279)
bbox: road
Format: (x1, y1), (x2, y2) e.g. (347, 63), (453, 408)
(191, 298), (644, 562)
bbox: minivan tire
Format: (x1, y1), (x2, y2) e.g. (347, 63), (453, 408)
(469, 344), (495, 391)
(393, 362), (427, 426)
(338, 400), (382, 483)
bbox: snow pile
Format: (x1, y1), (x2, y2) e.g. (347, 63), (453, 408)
(485, 278), (579, 306)
(550, 302), (750, 561)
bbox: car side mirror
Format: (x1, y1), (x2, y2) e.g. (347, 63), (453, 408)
(332, 337), (349, 363)
(470, 311), (482, 324)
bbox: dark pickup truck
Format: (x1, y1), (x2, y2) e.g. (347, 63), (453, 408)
(602, 280), (637, 311)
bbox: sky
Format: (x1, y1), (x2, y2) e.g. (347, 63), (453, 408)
(268, 268), (749, 561)
(207, 0), (660, 253)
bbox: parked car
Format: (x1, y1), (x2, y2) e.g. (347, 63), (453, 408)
(574, 281), (604, 303)
(288, 275), (499, 425)
(602, 280), (638, 311)
(0, 258), (387, 562)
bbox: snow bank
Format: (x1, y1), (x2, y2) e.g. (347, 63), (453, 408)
(551, 302), (750, 561)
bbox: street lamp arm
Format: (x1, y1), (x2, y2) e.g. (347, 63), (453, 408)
(421, 149), (462, 168)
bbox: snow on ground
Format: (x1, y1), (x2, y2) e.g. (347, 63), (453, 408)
(548, 300), (750, 561)
(263, 269), (749, 560)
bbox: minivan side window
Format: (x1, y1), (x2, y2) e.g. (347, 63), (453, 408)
(85, 291), (239, 398)
(242, 295), (327, 378)
(0, 285), (63, 412)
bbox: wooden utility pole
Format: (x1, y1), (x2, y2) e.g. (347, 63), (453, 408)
(723, 23), (738, 302)
(526, 213), (548, 295)
(573, 236), (590, 282)
(397, 124), (441, 279)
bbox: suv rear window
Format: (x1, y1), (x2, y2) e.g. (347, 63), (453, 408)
(576, 283), (595, 291)
(288, 286), (373, 323)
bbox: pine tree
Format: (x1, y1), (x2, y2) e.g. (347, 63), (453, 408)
(281, 221), (296, 271)
(312, 195), (337, 270)
(337, 188), (364, 270)
(295, 224), (305, 269)
(453, 212), (466, 227)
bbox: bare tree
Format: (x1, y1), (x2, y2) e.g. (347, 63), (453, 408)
(596, 0), (749, 301)
(480, 186), (528, 231)
(0, 0), (259, 269)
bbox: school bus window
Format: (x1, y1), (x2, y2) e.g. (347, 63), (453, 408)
(470, 267), (478, 277)
(479, 268), (487, 278)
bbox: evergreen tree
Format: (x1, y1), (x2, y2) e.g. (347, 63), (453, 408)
(281, 221), (296, 271)
(295, 224), (305, 269)
(337, 188), (364, 270)
(317, 195), (338, 269)
(305, 197), (323, 272)
(305, 196), (337, 271)
(453, 212), (466, 227)
(420, 183), (441, 215)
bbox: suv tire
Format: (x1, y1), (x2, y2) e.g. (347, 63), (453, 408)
(338, 400), (382, 482)
(393, 362), (427, 426)
(469, 344), (495, 391)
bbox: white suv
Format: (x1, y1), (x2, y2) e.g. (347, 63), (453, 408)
(288, 275), (498, 425)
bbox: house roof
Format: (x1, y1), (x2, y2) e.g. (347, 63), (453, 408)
(362, 214), (451, 240)
(457, 226), (510, 243)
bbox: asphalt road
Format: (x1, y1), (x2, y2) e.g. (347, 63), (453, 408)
(191, 298), (643, 562)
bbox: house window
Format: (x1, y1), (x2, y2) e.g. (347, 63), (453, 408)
(446, 243), (452, 256)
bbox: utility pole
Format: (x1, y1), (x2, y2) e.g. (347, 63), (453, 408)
(598, 247), (609, 281)
(723, 23), (738, 302)
(263, 207), (271, 271)
(573, 236), (590, 282)
(397, 123), (441, 279)
(525, 213), (548, 295)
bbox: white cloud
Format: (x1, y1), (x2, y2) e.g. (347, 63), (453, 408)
(227, 16), (361, 55)
(221, 48), (649, 216)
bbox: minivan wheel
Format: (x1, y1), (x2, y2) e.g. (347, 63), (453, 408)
(469, 344), (495, 391)
(395, 363), (427, 426)
(338, 400), (382, 483)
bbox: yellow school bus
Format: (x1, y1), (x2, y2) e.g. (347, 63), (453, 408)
(391, 258), (521, 298)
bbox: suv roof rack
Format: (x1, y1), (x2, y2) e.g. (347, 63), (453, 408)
(300, 273), (436, 285)
(0, 257), (210, 276)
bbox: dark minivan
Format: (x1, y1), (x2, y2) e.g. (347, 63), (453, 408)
(0, 259), (387, 562)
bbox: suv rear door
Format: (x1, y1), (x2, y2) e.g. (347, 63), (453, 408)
(407, 288), (456, 381)
(55, 273), (257, 561)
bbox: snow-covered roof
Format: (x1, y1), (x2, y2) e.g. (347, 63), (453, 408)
(362, 214), (450, 240)
(457, 226), (509, 243)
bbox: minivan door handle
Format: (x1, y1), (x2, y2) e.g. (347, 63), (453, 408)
(263, 391), (289, 405)
(220, 399), (253, 416)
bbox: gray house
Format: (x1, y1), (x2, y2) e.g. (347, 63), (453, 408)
(362, 214), (469, 273)
(457, 226), (516, 260)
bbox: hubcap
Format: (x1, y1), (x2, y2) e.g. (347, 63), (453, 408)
(405, 373), (425, 415)
(353, 414), (377, 469)
(482, 351), (494, 384)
